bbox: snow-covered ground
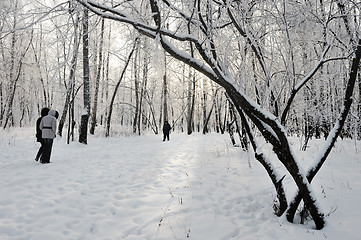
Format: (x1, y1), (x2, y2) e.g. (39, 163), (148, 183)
(0, 128), (360, 240)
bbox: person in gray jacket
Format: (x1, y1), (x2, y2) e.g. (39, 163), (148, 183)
(35, 107), (50, 162)
(39, 109), (57, 164)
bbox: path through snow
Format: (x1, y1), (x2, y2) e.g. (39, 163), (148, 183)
(1, 129), (360, 239)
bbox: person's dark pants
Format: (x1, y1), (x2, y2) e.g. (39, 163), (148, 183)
(40, 138), (53, 164)
(163, 132), (170, 141)
(35, 140), (45, 161)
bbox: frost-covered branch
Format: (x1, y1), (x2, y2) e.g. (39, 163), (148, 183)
(280, 44), (331, 125)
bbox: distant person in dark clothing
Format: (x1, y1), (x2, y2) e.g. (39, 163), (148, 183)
(35, 107), (50, 162)
(40, 109), (57, 164)
(162, 121), (171, 141)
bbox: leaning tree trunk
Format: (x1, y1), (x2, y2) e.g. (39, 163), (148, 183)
(226, 88), (325, 229)
(79, 8), (91, 144)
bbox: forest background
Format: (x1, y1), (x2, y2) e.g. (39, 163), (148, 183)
(1, 0), (361, 231)
(2, 0), (360, 142)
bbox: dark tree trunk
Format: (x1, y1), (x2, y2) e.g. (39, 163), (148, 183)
(227, 108), (236, 146)
(187, 70), (196, 135)
(79, 8), (91, 144)
(358, 71), (361, 140)
(186, 41), (196, 135)
(132, 45), (140, 134)
(162, 54), (168, 123)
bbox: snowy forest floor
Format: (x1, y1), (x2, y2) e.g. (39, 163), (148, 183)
(0, 127), (361, 240)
